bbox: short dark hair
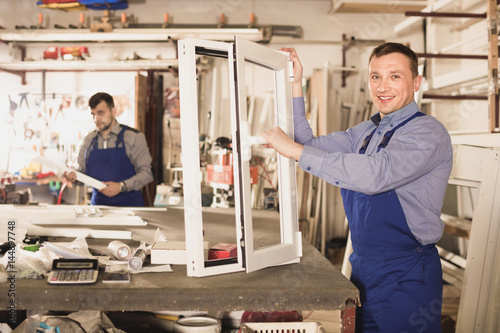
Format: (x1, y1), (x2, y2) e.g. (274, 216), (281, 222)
(88, 92), (115, 110)
(369, 42), (419, 77)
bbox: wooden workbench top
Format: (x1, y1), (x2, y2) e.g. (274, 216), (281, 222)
(0, 206), (358, 312)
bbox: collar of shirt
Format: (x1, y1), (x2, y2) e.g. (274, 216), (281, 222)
(95, 121), (122, 139)
(370, 101), (419, 127)
(93, 121), (122, 149)
(109, 121), (122, 136)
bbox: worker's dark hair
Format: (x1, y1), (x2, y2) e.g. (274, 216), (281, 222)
(369, 42), (419, 77)
(88, 92), (115, 110)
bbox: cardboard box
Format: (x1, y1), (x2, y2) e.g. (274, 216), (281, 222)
(151, 241), (208, 265)
(208, 242), (238, 260)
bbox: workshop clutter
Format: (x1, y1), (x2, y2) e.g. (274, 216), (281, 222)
(206, 149), (259, 186)
(240, 321), (326, 333)
(208, 242), (237, 260)
(238, 311), (326, 333)
(36, 0), (128, 11)
(206, 164), (259, 185)
(2, 88), (136, 205)
(0, 177), (31, 205)
(207, 164), (259, 185)
(173, 316), (221, 332)
(43, 46), (90, 60)
(12, 310), (127, 333)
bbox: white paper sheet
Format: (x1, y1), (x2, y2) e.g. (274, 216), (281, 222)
(33, 155), (106, 190)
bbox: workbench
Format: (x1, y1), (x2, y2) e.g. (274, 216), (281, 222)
(0, 206), (358, 329)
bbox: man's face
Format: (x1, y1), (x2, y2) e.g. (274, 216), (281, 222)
(368, 52), (422, 118)
(91, 100), (116, 133)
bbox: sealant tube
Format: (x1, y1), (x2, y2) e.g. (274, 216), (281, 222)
(128, 248), (147, 270)
(108, 240), (131, 260)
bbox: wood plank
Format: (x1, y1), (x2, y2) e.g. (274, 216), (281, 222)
(331, 0), (426, 14)
(487, 0), (499, 132)
(393, 0), (454, 33)
(441, 214), (471, 239)
(441, 260), (464, 283)
(437, 245), (467, 269)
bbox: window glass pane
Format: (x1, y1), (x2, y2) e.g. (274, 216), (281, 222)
(242, 60), (283, 251)
(196, 51), (239, 266)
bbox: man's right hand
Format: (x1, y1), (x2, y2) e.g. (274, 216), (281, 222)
(63, 171), (77, 183)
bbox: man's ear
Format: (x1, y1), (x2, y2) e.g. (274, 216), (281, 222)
(413, 74), (423, 92)
(111, 106), (118, 118)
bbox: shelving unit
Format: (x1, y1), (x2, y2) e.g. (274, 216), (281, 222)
(0, 27), (270, 43)
(0, 59), (177, 71)
(0, 23), (302, 82)
(0, 29), (180, 84)
(397, 0), (499, 134)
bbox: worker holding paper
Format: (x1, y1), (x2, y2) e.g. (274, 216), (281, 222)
(64, 92), (153, 206)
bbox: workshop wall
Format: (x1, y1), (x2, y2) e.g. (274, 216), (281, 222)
(0, 1), (423, 175)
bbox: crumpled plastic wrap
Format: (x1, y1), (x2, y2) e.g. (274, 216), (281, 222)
(13, 310), (126, 333)
(0, 237), (93, 281)
(0, 244), (56, 279)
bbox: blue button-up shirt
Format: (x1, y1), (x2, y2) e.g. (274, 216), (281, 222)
(295, 97), (453, 245)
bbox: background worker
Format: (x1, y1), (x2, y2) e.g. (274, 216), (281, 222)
(64, 92), (153, 207)
(261, 43), (453, 332)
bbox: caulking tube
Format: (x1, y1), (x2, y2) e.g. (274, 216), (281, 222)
(108, 240), (131, 260)
(129, 243), (147, 270)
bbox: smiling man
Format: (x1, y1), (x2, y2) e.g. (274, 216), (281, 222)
(64, 92), (153, 207)
(261, 43), (453, 332)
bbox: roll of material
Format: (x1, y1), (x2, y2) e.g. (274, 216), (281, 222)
(129, 248), (147, 270)
(108, 240), (131, 260)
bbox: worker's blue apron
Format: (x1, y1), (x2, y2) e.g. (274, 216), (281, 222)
(341, 112), (443, 333)
(86, 126), (144, 207)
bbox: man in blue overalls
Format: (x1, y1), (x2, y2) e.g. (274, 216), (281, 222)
(65, 92), (153, 207)
(262, 43), (453, 332)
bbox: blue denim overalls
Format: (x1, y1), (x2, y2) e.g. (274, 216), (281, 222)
(86, 126), (144, 207)
(341, 112), (442, 332)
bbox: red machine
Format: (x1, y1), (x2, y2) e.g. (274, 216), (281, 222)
(206, 152), (258, 185)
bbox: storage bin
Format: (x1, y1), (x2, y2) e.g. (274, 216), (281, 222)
(240, 321), (326, 333)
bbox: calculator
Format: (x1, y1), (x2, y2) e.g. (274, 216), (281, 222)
(47, 258), (99, 284)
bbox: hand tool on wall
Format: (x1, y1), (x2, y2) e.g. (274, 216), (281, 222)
(19, 92), (29, 109)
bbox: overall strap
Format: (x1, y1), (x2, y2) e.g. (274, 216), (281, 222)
(115, 125), (128, 149)
(85, 134), (99, 164)
(376, 111), (425, 152)
(358, 111), (425, 154)
(115, 124), (139, 149)
(358, 127), (377, 154)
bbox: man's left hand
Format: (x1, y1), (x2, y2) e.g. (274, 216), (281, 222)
(100, 181), (121, 197)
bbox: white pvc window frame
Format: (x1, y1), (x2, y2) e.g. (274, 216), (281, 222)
(178, 37), (301, 277)
(233, 37), (302, 272)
